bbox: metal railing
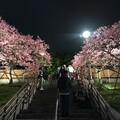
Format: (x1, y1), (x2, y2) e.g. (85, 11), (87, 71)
(55, 90), (59, 120)
(88, 83), (120, 120)
(0, 79), (38, 120)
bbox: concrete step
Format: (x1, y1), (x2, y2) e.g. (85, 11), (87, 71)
(30, 101), (56, 106)
(28, 105), (56, 110)
(69, 108), (95, 113)
(16, 118), (54, 120)
(16, 113), (55, 119)
(58, 113), (98, 118)
(69, 113), (98, 118)
(20, 109), (55, 114)
(58, 118), (99, 120)
(32, 95), (57, 100)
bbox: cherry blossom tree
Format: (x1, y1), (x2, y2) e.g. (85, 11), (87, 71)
(72, 21), (120, 81)
(13, 35), (51, 74)
(86, 22), (120, 68)
(72, 51), (90, 80)
(0, 17), (51, 84)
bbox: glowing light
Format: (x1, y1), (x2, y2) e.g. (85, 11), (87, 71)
(40, 52), (45, 56)
(68, 65), (74, 73)
(82, 31), (91, 38)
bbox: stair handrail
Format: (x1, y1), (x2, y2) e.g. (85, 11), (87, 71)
(0, 79), (38, 120)
(55, 89), (59, 120)
(88, 83), (120, 120)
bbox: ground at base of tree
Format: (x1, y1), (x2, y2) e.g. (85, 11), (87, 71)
(95, 83), (120, 113)
(0, 83), (23, 108)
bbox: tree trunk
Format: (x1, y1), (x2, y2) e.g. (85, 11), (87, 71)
(89, 65), (93, 80)
(9, 66), (13, 84)
(111, 65), (120, 101)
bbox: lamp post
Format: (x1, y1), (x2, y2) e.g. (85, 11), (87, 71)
(82, 31), (91, 39)
(81, 31), (91, 44)
(81, 31), (93, 82)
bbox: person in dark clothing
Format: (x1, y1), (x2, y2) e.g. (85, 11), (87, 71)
(57, 69), (72, 119)
(37, 67), (44, 90)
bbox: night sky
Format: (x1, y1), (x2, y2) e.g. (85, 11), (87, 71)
(0, 0), (120, 54)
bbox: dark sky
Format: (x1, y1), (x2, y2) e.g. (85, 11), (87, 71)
(0, 0), (120, 54)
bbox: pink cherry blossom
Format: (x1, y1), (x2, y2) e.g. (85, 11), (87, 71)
(0, 17), (51, 76)
(72, 21), (120, 77)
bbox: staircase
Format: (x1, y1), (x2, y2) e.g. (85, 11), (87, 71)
(58, 91), (100, 120)
(69, 99), (99, 120)
(16, 85), (58, 120)
(16, 81), (100, 120)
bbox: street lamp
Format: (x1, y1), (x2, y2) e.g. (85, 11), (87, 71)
(82, 31), (91, 39)
(81, 30), (93, 82)
(80, 30), (91, 44)
(40, 52), (45, 56)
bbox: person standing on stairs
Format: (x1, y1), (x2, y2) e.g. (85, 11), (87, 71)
(38, 67), (44, 90)
(57, 69), (72, 119)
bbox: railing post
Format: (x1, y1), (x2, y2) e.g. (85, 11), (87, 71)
(55, 89), (60, 120)
(2, 106), (7, 120)
(13, 96), (19, 120)
(88, 83), (92, 99)
(97, 92), (101, 115)
(28, 84), (32, 104)
(105, 104), (110, 120)
(22, 85), (29, 110)
(26, 84), (31, 108)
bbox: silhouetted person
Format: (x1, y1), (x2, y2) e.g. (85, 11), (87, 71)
(57, 69), (72, 119)
(38, 67), (44, 90)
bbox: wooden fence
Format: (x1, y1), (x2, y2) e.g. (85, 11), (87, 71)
(0, 69), (37, 84)
(92, 69), (120, 78)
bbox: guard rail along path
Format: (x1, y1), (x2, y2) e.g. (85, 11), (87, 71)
(87, 83), (120, 120)
(0, 79), (38, 120)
